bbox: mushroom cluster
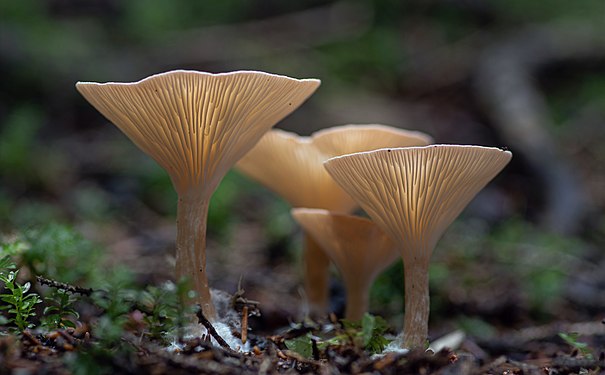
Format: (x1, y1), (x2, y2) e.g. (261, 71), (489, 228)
(77, 68), (512, 353)
(236, 125), (432, 315)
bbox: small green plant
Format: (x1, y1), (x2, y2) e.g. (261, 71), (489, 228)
(66, 269), (137, 375)
(41, 289), (80, 329)
(0, 255), (43, 331)
(137, 282), (181, 341)
(138, 285), (171, 335)
(558, 332), (593, 359)
(166, 278), (198, 342)
(0, 240), (28, 258)
(285, 313), (392, 357)
(335, 313), (392, 353)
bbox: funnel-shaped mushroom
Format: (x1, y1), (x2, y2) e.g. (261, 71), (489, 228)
(76, 70), (320, 320)
(291, 208), (399, 321)
(236, 125), (432, 315)
(324, 145), (511, 348)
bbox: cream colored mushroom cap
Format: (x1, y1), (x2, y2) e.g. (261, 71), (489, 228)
(291, 208), (399, 288)
(312, 124), (433, 157)
(324, 145), (512, 263)
(237, 124), (433, 212)
(236, 129), (357, 211)
(76, 70), (320, 196)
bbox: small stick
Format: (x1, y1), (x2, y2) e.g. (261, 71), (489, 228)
(276, 349), (288, 360)
(282, 349), (324, 368)
(196, 305), (231, 350)
(241, 305), (248, 345)
(36, 276), (93, 296)
(22, 330), (41, 346)
(58, 330), (76, 344)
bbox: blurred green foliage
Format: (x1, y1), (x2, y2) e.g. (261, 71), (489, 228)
(370, 261), (404, 321)
(0, 106), (42, 182)
(0, 106), (69, 230)
(491, 0), (605, 23)
(207, 171), (248, 240)
(18, 224), (104, 285)
(486, 220), (581, 313)
(546, 72), (605, 129)
(318, 26), (403, 91)
(121, 0), (250, 41)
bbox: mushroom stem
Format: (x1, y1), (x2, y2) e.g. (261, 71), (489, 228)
(175, 190), (217, 321)
(303, 232), (330, 316)
(344, 281), (371, 321)
(402, 259), (430, 349)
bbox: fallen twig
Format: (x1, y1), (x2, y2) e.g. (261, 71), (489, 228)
(21, 330), (41, 346)
(196, 306), (232, 350)
(241, 305), (248, 345)
(36, 276), (93, 296)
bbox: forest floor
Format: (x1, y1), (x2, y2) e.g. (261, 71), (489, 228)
(2, 305), (605, 374)
(2, 218), (605, 374)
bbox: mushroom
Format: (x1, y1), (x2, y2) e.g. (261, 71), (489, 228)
(312, 124), (432, 156)
(291, 208), (399, 321)
(76, 70), (320, 320)
(236, 124), (432, 315)
(324, 145), (512, 348)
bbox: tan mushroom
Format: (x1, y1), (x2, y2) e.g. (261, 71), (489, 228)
(236, 124), (432, 316)
(324, 145), (511, 348)
(76, 70), (320, 321)
(312, 124), (432, 156)
(291, 208), (399, 321)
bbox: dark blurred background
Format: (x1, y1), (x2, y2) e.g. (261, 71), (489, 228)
(1, 0), (604, 334)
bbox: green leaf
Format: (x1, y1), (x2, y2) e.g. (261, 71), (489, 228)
(559, 332), (588, 349)
(558, 332), (593, 359)
(0, 255), (16, 271)
(44, 306), (60, 314)
(361, 313), (376, 347)
(341, 318), (361, 330)
(285, 334), (313, 358)
(0, 296), (17, 304)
